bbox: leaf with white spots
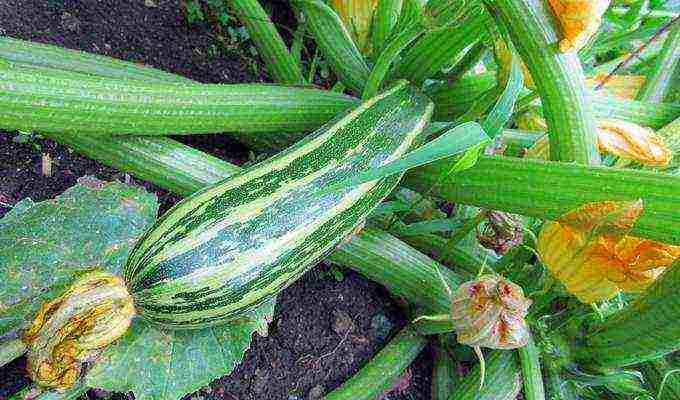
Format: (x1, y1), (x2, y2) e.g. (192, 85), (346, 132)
(0, 177), (158, 338)
(85, 299), (275, 400)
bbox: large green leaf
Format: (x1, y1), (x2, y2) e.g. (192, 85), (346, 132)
(85, 300), (275, 400)
(0, 178), (276, 400)
(0, 177), (157, 337)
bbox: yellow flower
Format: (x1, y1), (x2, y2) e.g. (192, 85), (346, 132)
(597, 119), (672, 166)
(547, 0), (611, 52)
(537, 200), (680, 303)
(521, 119), (672, 166)
(331, 0), (379, 54)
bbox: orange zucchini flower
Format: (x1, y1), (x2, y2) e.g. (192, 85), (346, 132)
(537, 200), (680, 303)
(547, 0), (611, 52)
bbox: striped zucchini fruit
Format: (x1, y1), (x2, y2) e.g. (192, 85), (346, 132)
(123, 80), (434, 329)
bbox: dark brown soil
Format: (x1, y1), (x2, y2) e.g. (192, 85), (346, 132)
(0, 1), (432, 399)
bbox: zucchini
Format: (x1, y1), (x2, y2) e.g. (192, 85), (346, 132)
(123, 81), (434, 328)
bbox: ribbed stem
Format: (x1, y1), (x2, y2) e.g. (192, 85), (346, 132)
(488, 0), (600, 164)
(0, 36), (192, 83)
(432, 345), (458, 400)
(636, 17), (680, 103)
(0, 339), (26, 368)
(447, 350), (522, 400)
(639, 357), (680, 400)
(518, 336), (546, 400)
(324, 326), (427, 400)
(581, 261), (680, 368)
(0, 60), (357, 136)
(404, 155), (680, 244)
(226, 0), (304, 85)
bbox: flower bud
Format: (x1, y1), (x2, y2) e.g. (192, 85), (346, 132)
(476, 210), (524, 255)
(450, 274), (532, 349)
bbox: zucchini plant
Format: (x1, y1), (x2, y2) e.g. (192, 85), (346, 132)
(1, 0), (680, 399)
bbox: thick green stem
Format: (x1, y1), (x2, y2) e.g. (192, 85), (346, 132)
(518, 336), (546, 400)
(432, 345), (458, 400)
(324, 326), (427, 400)
(0, 338), (26, 368)
(636, 17), (680, 103)
(226, 0), (304, 85)
(447, 350), (522, 400)
(581, 261), (680, 368)
(0, 61), (357, 136)
(404, 155), (680, 244)
(488, 0), (600, 164)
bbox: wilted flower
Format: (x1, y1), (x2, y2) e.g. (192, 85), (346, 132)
(521, 119), (672, 167)
(477, 210), (524, 255)
(537, 200), (680, 303)
(547, 0), (612, 52)
(450, 274), (532, 349)
(23, 271), (134, 390)
(597, 119), (672, 166)
(330, 0), (378, 54)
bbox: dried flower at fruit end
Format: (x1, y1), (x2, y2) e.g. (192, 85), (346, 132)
(22, 271), (134, 390)
(450, 274), (532, 349)
(548, 0), (612, 52)
(598, 119), (672, 166)
(537, 200), (680, 303)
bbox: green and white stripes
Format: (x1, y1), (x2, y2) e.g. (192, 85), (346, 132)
(123, 81), (433, 328)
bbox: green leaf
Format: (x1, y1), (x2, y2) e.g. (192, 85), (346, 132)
(393, 4), (487, 85)
(0, 177), (158, 337)
(319, 122), (489, 193)
(296, 0), (370, 93)
(85, 299), (275, 400)
(0, 177), (277, 400)
(483, 55), (524, 138)
(226, 0), (304, 84)
(371, 0), (403, 57)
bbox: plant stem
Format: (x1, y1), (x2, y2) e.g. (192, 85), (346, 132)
(226, 0), (304, 85)
(0, 339), (26, 368)
(432, 345), (459, 400)
(488, 0), (600, 164)
(636, 17), (680, 103)
(324, 326), (427, 400)
(518, 336), (546, 400)
(404, 155), (680, 244)
(446, 350), (522, 400)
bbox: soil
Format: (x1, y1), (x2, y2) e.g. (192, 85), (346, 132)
(0, 1), (433, 399)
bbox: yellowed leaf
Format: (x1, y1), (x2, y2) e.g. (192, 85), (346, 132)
(597, 119), (672, 166)
(494, 39), (535, 89)
(331, 0), (379, 54)
(548, 0), (611, 52)
(537, 200), (680, 303)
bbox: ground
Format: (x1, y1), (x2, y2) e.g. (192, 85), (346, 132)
(0, 1), (432, 399)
